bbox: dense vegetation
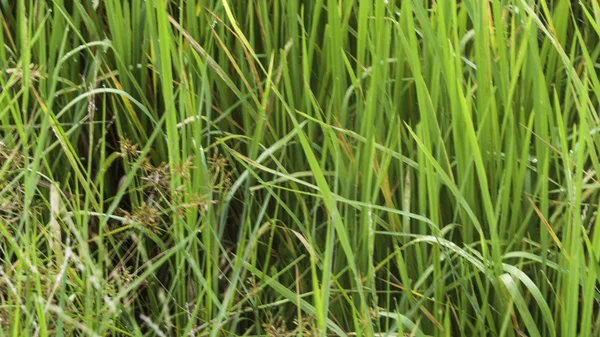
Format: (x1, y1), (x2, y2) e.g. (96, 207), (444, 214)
(2, 0), (600, 336)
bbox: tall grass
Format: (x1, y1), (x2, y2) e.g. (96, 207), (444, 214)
(1, 0), (600, 336)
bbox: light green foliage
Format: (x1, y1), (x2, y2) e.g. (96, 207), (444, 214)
(1, 1), (599, 336)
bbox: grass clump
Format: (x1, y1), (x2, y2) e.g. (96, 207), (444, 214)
(1, 0), (600, 336)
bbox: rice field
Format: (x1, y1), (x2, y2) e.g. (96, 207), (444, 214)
(1, 0), (600, 336)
